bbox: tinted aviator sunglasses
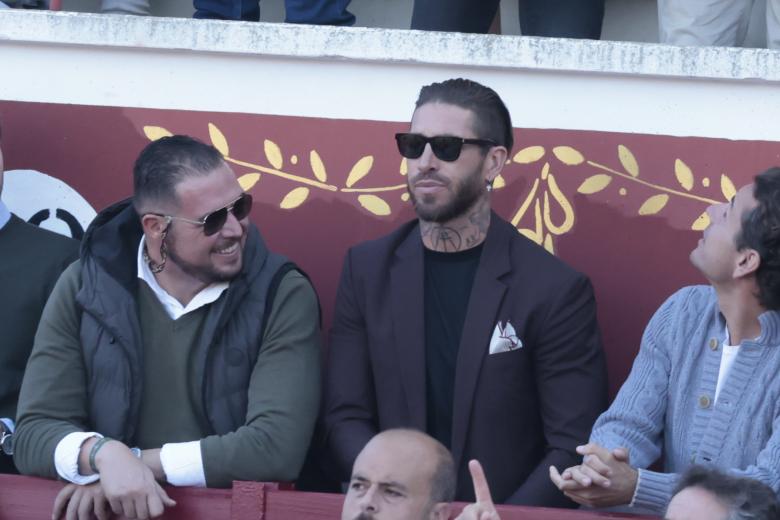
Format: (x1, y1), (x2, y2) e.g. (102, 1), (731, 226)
(395, 133), (498, 162)
(151, 192), (253, 236)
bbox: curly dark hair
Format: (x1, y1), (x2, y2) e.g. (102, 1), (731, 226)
(673, 466), (780, 520)
(415, 78), (514, 153)
(735, 167), (780, 310)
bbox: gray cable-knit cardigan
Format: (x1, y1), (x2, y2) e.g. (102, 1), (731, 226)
(591, 285), (780, 514)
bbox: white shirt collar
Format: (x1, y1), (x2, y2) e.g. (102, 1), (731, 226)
(0, 199), (11, 231)
(136, 237), (229, 320)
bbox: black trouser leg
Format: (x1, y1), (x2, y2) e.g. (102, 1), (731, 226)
(410, 0), (501, 33)
(519, 0), (605, 39)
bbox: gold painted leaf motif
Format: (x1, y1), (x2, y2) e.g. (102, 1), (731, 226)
(544, 174), (575, 234)
(721, 174), (737, 201)
(400, 159), (408, 176)
(264, 140), (283, 170)
(543, 234), (554, 254)
(618, 145), (639, 177)
(280, 187), (310, 209)
(238, 173), (260, 191)
(493, 175), (506, 189)
(208, 123), (229, 157)
(552, 146), (585, 166)
(309, 150), (327, 182)
(691, 211), (710, 231)
(358, 194), (391, 216)
(577, 174), (612, 194)
(346, 156), (374, 188)
(518, 199), (543, 244)
(513, 146), (545, 164)
(638, 194), (669, 215)
(674, 159), (694, 191)
(143, 126), (172, 141)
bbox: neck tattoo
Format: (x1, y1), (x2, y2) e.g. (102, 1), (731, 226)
(420, 202), (490, 252)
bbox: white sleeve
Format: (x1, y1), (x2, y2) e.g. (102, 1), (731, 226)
(54, 432), (101, 485)
(0, 418), (14, 433)
(160, 440), (206, 487)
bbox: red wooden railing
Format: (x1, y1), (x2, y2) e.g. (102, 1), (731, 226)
(0, 475), (657, 519)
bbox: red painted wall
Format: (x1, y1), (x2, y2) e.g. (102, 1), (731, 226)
(2, 101), (779, 394)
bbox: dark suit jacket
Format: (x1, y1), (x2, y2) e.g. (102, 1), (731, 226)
(0, 214), (79, 474)
(323, 212), (607, 506)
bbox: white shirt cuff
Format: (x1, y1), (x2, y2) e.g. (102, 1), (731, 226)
(160, 441), (206, 487)
(54, 432), (102, 485)
(0, 418), (14, 433)
(628, 468), (642, 507)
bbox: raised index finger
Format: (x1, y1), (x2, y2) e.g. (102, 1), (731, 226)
(468, 459), (494, 505)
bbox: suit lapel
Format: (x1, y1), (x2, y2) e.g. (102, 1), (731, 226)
(450, 214), (511, 468)
(390, 226), (427, 428)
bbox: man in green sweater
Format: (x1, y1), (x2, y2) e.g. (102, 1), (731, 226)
(0, 121), (80, 474)
(14, 135), (321, 520)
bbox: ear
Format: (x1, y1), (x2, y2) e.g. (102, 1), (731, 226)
(483, 146), (508, 185)
(429, 502), (450, 520)
(141, 213), (169, 239)
(734, 247), (760, 278)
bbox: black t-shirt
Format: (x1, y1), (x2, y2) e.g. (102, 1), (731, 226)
(423, 243), (483, 449)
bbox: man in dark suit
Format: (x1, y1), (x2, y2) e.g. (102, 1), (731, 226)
(323, 78), (608, 507)
(0, 120), (80, 474)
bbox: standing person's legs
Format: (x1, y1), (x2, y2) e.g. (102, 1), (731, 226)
(410, 0), (501, 33)
(767, 0), (780, 48)
(101, 0), (150, 15)
(519, 0), (604, 38)
(193, 0), (259, 20)
(658, 0), (754, 46)
(284, 0), (354, 25)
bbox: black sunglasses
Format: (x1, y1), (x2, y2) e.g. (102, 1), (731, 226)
(151, 192), (253, 236)
(395, 133), (498, 162)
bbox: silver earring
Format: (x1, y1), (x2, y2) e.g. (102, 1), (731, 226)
(144, 229), (168, 274)
(486, 180), (493, 192)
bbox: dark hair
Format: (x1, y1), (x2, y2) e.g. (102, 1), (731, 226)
(673, 466), (780, 520)
(735, 167), (780, 310)
(415, 78), (514, 153)
(133, 135), (224, 212)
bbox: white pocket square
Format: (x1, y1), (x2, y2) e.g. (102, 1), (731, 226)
(489, 320), (523, 354)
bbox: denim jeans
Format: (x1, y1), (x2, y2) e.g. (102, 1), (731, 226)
(193, 0), (355, 25)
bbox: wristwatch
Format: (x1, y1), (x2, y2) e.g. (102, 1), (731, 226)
(0, 422), (13, 456)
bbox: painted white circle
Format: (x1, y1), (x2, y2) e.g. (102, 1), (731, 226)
(3, 169), (97, 238)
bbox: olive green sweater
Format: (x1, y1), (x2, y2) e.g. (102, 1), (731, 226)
(15, 263), (321, 487)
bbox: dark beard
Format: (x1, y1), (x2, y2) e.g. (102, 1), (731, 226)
(408, 169), (484, 223)
(165, 232), (241, 284)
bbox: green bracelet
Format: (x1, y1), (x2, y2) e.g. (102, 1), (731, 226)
(88, 437), (113, 474)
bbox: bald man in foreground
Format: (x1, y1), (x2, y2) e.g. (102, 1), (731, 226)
(341, 429), (454, 520)
(341, 429), (501, 520)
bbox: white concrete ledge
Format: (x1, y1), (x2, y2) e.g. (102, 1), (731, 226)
(1, 10), (779, 83)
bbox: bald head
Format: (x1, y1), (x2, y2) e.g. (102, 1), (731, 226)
(341, 429), (455, 520)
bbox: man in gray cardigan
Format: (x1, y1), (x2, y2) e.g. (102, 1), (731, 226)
(550, 167), (780, 515)
(14, 135), (321, 520)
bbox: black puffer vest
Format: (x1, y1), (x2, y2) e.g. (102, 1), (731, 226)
(75, 199), (292, 444)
